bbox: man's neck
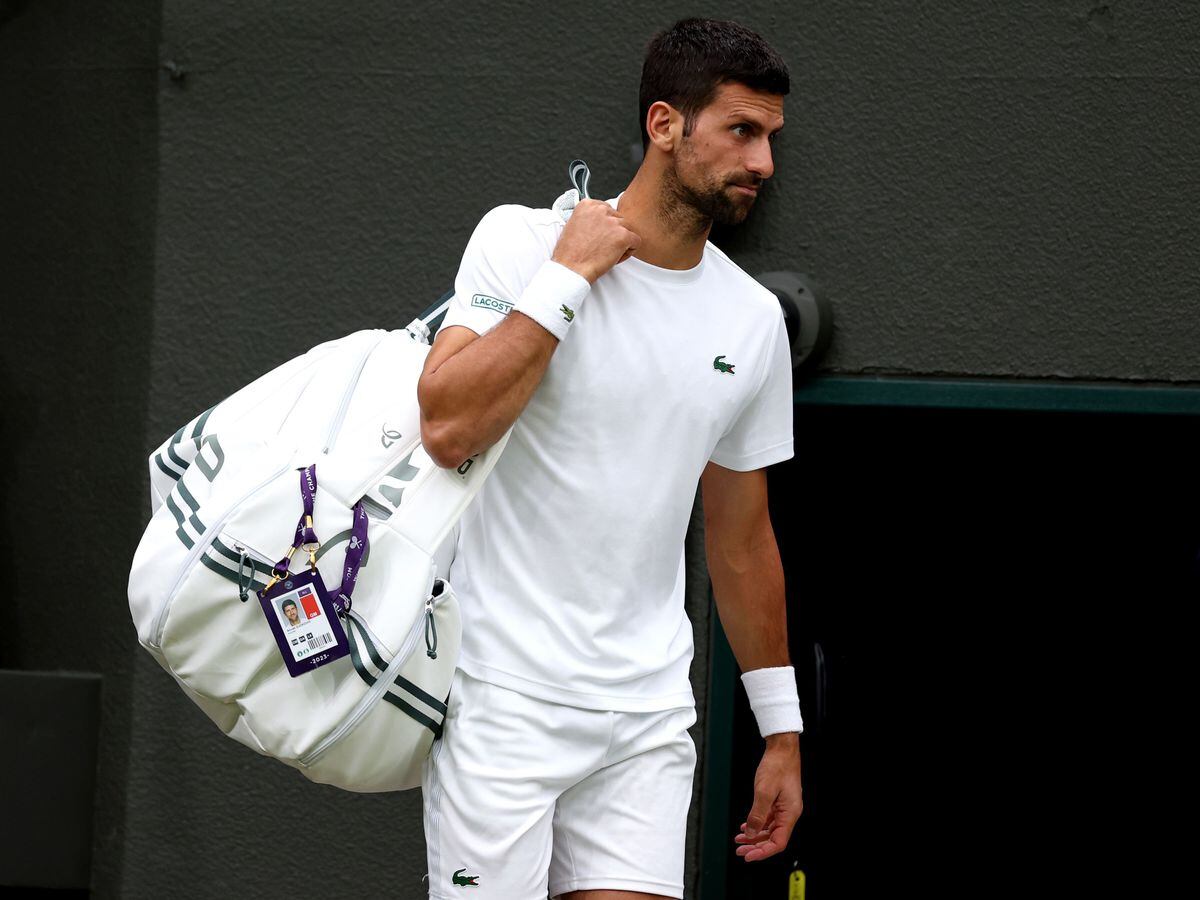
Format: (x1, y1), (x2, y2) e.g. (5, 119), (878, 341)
(615, 166), (711, 271)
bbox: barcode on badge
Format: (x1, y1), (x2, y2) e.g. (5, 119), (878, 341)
(306, 634), (335, 652)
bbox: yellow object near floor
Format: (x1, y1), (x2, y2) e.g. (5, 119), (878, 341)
(789, 868), (806, 900)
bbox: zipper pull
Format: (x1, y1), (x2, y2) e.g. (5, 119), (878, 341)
(424, 598), (438, 659)
(235, 545), (253, 602)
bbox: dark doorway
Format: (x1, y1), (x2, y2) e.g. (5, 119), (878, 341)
(717, 403), (1200, 898)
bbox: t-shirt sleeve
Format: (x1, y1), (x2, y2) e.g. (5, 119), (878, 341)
(709, 308), (795, 471)
(439, 204), (552, 337)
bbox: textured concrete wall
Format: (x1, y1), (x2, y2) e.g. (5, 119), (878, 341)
(777, 1), (1200, 383)
(6, 0), (1199, 897)
(0, 1), (160, 896)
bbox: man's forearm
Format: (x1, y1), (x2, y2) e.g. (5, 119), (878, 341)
(418, 310), (558, 466)
(707, 521), (791, 675)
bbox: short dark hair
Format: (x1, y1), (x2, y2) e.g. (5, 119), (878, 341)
(639, 18), (790, 152)
(282, 600), (297, 611)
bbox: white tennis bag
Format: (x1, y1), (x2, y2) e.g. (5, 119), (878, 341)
(129, 160), (593, 793)
(128, 305), (510, 792)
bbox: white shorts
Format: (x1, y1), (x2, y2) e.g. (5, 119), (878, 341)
(421, 667), (698, 899)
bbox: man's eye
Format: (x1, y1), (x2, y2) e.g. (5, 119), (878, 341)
(733, 124), (750, 137)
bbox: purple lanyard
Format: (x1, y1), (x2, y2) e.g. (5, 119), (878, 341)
(272, 465), (321, 579)
(335, 501), (369, 613)
(269, 465), (370, 613)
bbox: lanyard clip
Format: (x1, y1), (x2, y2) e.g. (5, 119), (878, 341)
(300, 515), (320, 570)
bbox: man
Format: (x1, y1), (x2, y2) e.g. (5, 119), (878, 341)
(417, 17), (802, 900)
(281, 599), (304, 628)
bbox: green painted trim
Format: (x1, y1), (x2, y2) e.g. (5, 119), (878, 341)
(794, 375), (1200, 416)
(700, 586), (736, 900)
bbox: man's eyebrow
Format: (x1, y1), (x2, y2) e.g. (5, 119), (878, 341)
(725, 113), (785, 133)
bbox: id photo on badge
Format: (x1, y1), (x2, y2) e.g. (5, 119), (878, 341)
(278, 586), (324, 629)
(279, 597), (305, 629)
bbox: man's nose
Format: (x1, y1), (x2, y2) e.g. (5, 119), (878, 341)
(746, 138), (775, 182)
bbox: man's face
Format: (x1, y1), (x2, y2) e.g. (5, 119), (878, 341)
(667, 81), (784, 227)
(284, 604), (300, 624)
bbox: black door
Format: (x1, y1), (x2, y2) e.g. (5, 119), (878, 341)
(717, 403), (1200, 899)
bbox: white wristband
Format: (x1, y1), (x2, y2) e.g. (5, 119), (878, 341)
(512, 259), (591, 341)
(740, 665), (804, 738)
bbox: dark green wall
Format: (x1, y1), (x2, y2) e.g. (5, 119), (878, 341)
(4, 1), (1198, 897)
(0, 1), (160, 896)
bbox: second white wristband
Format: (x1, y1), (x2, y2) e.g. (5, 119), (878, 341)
(512, 259), (591, 341)
(740, 665), (804, 738)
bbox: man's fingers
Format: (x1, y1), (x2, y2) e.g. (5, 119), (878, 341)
(736, 821), (794, 862)
(745, 791), (775, 834)
(614, 226), (641, 266)
(736, 814), (776, 841)
(735, 817), (781, 846)
(742, 814), (776, 828)
(737, 834), (785, 861)
(734, 743), (804, 861)
(735, 810), (798, 864)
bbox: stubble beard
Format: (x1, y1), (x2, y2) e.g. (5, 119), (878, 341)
(660, 136), (753, 236)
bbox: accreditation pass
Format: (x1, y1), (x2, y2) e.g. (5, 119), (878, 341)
(258, 568), (350, 675)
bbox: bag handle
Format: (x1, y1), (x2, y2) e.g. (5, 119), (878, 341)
(408, 159), (594, 343)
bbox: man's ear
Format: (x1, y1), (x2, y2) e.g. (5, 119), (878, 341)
(645, 100), (679, 152)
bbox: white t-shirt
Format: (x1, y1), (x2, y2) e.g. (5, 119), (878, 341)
(438, 193), (794, 712)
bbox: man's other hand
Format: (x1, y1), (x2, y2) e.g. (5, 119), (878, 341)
(733, 731), (803, 862)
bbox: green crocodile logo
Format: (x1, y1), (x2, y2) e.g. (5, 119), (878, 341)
(713, 355), (736, 375)
(560, 303), (575, 323)
(452, 867), (480, 887)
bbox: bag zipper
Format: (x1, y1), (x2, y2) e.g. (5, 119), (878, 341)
(232, 541), (274, 568)
(322, 332), (386, 454)
(150, 461), (292, 650)
(299, 587), (442, 767)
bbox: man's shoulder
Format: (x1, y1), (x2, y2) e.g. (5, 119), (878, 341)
(475, 202), (565, 237)
(455, 203), (563, 299)
(466, 203), (563, 266)
(702, 240), (782, 319)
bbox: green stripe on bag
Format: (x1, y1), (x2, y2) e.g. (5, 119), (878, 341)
(345, 615), (443, 737)
(164, 494), (194, 549)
